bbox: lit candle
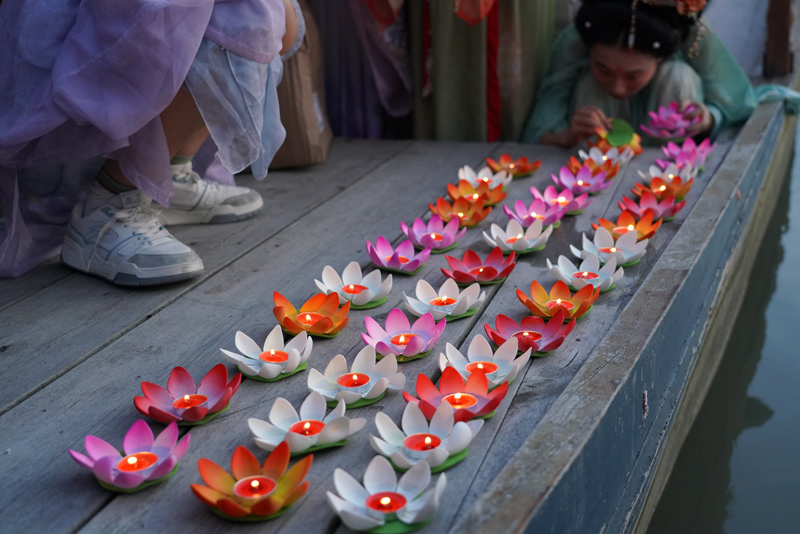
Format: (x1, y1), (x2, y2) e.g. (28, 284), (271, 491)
(429, 233), (444, 242)
(472, 193), (480, 201)
(573, 271), (599, 280)
(297, 312), (324, 325)
(657, 185), (667, 192)
(667, 173), (675, 180)
(457, 212), (465, 219)
(342, 284), (368, 295)
(233, 475), (277, 499)
(512, 330), (543, 343)
(468, 267), (485, 276)
(117, 452), (158, 472)
(556, 196), (568, 207)
(337, 373), (370, 388)
(481, 177), (490, 183)
(597, 247), (618, 254)
(403, 433), (442, 451)
(505, 233), (524, 244)
(601, 155), (608, 161)
(429, 296), (457, 306)
(465, 361), (499, 374)
(366, 492), (407, 513)
(259, 349), (289, 363)
(545, 298), (575, 310)
(577, 180), (585, 186)
(443, 392), (478, 410)
(384, 255), (410, 264)
(172, 394), (207, 409)
(508, 163), (516, 170)
(612, 224), (635, 235)
(288, 420), (325, 436)
(390, 333), (418, 346)
(529, 212), (545, 220)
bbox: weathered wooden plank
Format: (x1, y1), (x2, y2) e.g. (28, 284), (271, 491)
(0, 139), (411, 415)
(0, 140), (500, 534)
(0, 257), (72, 313)
(451, 103), (784, 534)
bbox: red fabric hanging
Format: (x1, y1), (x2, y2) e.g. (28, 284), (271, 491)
(454, 0), (497, 25)
(485, 0), (500, 142)
(363, 0), (405, 27)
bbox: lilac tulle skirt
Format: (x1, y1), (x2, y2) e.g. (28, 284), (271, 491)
(0, 0), (287, 277)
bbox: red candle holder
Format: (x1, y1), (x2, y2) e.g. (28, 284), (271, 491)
(403, 366), (507, 422)
(442, 248), (516, 286)
(484, 309), (576, 356)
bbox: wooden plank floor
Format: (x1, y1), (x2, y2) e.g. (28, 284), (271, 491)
(0, 136), (732, 533)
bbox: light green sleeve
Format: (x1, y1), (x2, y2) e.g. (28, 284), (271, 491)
(684, 26), (756, 136)
(520, 24), (588, 143)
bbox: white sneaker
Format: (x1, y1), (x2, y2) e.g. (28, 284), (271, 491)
(61, 190), (204, 286)
(160, 161), (263, 225)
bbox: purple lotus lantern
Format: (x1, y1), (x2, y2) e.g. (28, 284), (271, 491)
(551, 165), (610, 195)
(659, 137), (717, 169)
(400, 215), (466, 253)
(367, 236), (430, 275)
(530, 185), (592, 215)
(503, 197), (564, 228)
(362, 308), (446, 362)
(640, 102), (701, 139)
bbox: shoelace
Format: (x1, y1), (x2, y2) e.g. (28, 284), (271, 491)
(88, 205), (168, 268)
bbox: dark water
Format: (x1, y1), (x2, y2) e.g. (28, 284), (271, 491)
(648, 125), (800, 533)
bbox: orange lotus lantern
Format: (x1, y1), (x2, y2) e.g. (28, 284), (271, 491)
(566, 155), (620, 180)
(447, 179), (507, 207)
(429, 197), (491, 228)
(273, 292), (350, 338)
(516, 280), (599, 321)
(486, 154), (541, 178)
(191, 443), (312, 521)
(631, 176), (694, 202)
(592, 210), (662, 241)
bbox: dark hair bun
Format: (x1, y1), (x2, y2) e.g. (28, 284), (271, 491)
(575, 0), (697, 58)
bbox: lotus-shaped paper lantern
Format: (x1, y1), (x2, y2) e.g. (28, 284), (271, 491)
(566, 155), (620, 180)
(69, 420), (190, 492)
(661, 137), (716, 168)
(439, 335), (530, 389)
(442, 248), (516, 285)
(551, 165), (611, 196)
(134, 364), (241, 425)
(327, 456), (446, 532)
(579, 145), (634, 167)
(503, 197), (565, 228)
(640, 102), (701, 139)
(486, 154), (541, 178)
(248, 391), (366, 454)
(403, 279), (485, 321)
(570, 227), (648, 267)
(632, 175), (693, 201)
(191, 443), (312, 521)
(404, 366), (507, 422)
(308, 346), (405, 408)
(400, 215), (465, 254)
(362, 308), (446, 362)
(220, 327), (312, 383)
(429, 197), (491, 228)
(482, 219), (554, 255)
(370, 401), (482, 473)
(638, 162), (697, 186)
(591, 125), (643, 157)
(314, 262), (392, 310)
(516, 280), (599, 321)
(274, 291), (350, 338)
(458, 165), (511, 190)
(618, 191), (685, 221)
(484, 310), (575, 355)
(547, 254), (623, 292)
(367, 236), (430, 275)
(447, 179), (507, 207)
(530, 185), (593, 215)
(592, 210), (662, 241)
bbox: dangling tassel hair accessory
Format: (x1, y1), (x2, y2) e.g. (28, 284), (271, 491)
(628, 0), (640, 49)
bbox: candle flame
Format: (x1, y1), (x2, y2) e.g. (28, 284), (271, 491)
(610, 247), (617, 252)
(522, 332), (529, 337)
(399, 335), (405, 344)
(477, 363), (484, 370)
(479, 268), (484, 273)
(577, 180), (585, 186)
(380, 497), (391, 506)
(627, 224), (634, 231)
(556, 299), (562, 304)
(424, 436), (432, 445)
(482, 177), (489, 182)
(516, 233), (523, 240)
(557, 196), (567, 203)
(659, 185), (667, 191)
(668, 173), (674, 179)
(454, 393), (462, 401)
(602, 155), (608, 161)
(457, 212), (464, 218)
(472, 193), (479, 200)
(349, 284), (354, 291)
(304, 422), (311, 431)
(352, 374), (358, 383)
(183, 395), (190, 402)
(582, 272), (589, 277)
(251, 480), (260, 490)
(127, 456), (137, 466)
(270, 350), (275, 356)
(306, 314), (311, 322)
(509, 163), (515, 169)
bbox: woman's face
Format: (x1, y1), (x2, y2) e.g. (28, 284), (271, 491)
(589, 44), (661, 100)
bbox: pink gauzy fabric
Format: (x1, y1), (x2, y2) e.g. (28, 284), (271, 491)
(0, 0), (285, 277)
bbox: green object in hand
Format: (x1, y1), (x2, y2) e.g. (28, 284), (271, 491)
(606, 119), (634, 146)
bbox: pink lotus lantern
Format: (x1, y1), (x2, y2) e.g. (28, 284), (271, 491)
(503, 197), (565, 228)
(403, 366), (508, 422)
(661, 137), (717, 169)
(69, 420), (190, 492)
(442, 248), (516, 285)
(530, 185), (592, 215)
(362, 308), (446, 362)
(134, 364), (241, 426)
(618, 191), (685, 221)
(400, 215), (466, 253)
(484, 309), (575, 355)
(367, 236), (430, 275)
(640, 102), (701, 139)
(551, 165), (611, 196)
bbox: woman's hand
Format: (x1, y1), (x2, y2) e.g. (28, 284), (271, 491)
(682, 101), (714, 137)
(539, 106), (612, 147)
